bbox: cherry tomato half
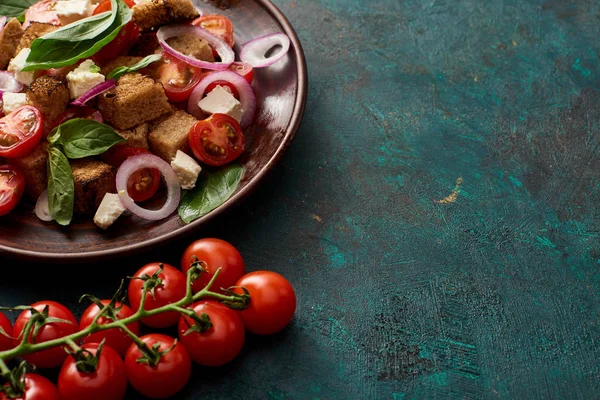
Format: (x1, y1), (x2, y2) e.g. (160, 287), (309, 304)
(0, 373), (61, 400)
(0, 106), (44, 158)
(50, 106), (103, 133)
(180, 238), (245, 294)
(0, 312), (13, 352)
(228, 61), (254, 84)
(101, 147), (160, 203)
(234, 271), (296, 335)
(128, 263), (187, 328)
(0, 164), (25, 217)
(125, 334), (191, 399)
(155, 54), (203, 103)
(13, 301), (78, 369)
(58, 343), (128, 400)
(79, 300), (140, 356)
(177, 300), (245, 366)
(189, 113), (245, 167)
(205, 81), (240, 100)
(192, 14), (235, 48)
(91, 0), (139, 65)
(23, 0), (60, 28)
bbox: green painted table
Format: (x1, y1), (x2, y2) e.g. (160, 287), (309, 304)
(2, 0), (600, 398)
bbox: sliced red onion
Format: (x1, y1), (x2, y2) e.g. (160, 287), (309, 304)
(71, 80), (116, 107)
(0, 17), (7, 35)
(35, 190), (54, 222)
(116, 154), (181, 221)
(157, 24), (234, 71)
(240, 33), (290, 68)
(188, 70), (256, 128)
(0, 71), (24, 93)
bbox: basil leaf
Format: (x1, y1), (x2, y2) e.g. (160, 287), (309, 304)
(178, 165), (245, 224)
(0, 0), (38, 18)
(49, 119), (125, 159)
(47, 147), (74, 226)
(107, 54), (163, 80)
(22, 0), (132, 71)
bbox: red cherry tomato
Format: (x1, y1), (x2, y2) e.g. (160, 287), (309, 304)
(188, 114), (245, 167)
(79, 300), (140, 356)
(0, 164), (25, 217)
(91, 0), (139, 65)
(177, 300), (245, 366)
(192, 14), (235, 48)
(13, 301), (78, 369)
(204, 81), (240, 100)
(228, 61), (254, 84)
(101, 146), (160, 203)
(155, 54), (203, 103)
(234, 271), (296, 335)
(128, 263), (187, 328)
(0, 106), (44, 158)
(23, 0), (60, 28)
(51, 106), (103, 132)
(58, 343), (127, 400)
(0, 373), (61, 400)
(0, 312), (13, 352)
(180, 238), (245, 294)
(124, 334), (191, 399)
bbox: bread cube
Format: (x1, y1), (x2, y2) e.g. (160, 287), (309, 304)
(26, 76), (70, 125)
(132, 0), (199, 32)
(148, 110), (197, 162)
(71, 159), (117, 215)
(16, 22), (58, 54)
(11, 142), (49, 199)
(166, 35), (214, 62)
(0, 18), (24, 70)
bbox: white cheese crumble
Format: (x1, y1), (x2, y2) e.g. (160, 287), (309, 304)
(171, 150), (202, 190)
(2, 93), (28, 115)
(66, 59), (105, 100)
(8, 49), (36, 86)
(198, 85), (244, 123)
(93, 193), (126, 230)
(55, 0), (94, 26)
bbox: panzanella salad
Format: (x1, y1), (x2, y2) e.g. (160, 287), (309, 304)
(0, 0), (290, 228)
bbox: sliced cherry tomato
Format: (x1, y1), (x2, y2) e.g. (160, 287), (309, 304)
(228, 61), (254, 84)
(79, 300), (140, 356)
(93, 0), (136, 12)
(124, 334), (191, 399)
(0, 106), (44, 159)
(177, 300), (245, 366)
(13, 301), (78, 369)
(128, 263), (187, 328)
(91, 0), (139, 65)
(180, 238), (245, 294)
(0, 164), (25, 217)
(0, 373), (61, 400)
(58, 343), (128, 400)
(0, 312), (13, 352)
(205, 81), (240, 99)
(101, 147), (161, 202)
(189, 114), (245, 166)
(192, 14), (235, 48)
(23, 0), (60, 28)
(234, 271), (296, 335)
(50, 106), (103, 132)
(155, 54), (203, 103)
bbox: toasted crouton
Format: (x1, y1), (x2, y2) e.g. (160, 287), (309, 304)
(100, 56), (144, 76)
(26, 76), (70, 125)
(115, 123), (150, 149)
(97, 73), (172, 130)
(16, 22), (59, 54)
(129, 32), (161, 57)
(148, 110), (197, 162)
(11, 142), (49, 199)
(166, 35), (214, 62)
(71, 159), (116, 215)
(132, 0), (199, 32)
(0, 19), (24, 70)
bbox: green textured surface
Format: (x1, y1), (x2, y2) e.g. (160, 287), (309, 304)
(2, 0), (600, 398)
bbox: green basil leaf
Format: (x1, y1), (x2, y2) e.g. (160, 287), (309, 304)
(0, 0), (38, 18)
(50, 119), (125, 159)
(47, 147), (74, 226)
(178, 165), (244, 223)
(107, 54), (163, 80)
(22, 0), (132, 71)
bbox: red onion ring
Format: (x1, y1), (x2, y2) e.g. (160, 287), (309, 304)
(0, 71), (24, 93)
(0, 17), (7, 35)
(35, 190), (53, 222)
(71, 79), (116, 107)
(240, 33), (290, 68)
(188, 70), (256, 128)
(156, 24), (234, 71)
(116, 153), (181, 221)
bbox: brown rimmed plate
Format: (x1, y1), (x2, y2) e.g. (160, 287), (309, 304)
(0, 0), (307, 262)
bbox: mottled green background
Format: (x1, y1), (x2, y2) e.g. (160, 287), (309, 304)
(2, 0), (600, 398)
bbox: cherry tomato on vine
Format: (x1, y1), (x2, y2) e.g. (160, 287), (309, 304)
(188, 113), (245, 166)
(124, 334), (191, 399)
(79, 300), (140, 356)
(0, 105), (44, 159)
(177, 300), (245, 366)
(58, 343), (127, 400)
(91, 0), (139, 65)
(180, 238), (245, 294)
(13, 301), (78, 369)
(155, 54), (204, 103)
(0, 164), (25, 217)
(0, 312), (13, 352)
(192, 14), (235, 48)
(0, 373), (61, 400)
(233, 271), (296, 335)
(128, 263), (187, 328)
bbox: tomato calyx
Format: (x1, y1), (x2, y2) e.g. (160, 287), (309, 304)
(135, 339), (177, 367)
(66, 339), (106, 374)
(0, 361), (28, 398)
(128, 265), (166, 300)
(25, 305), (75, 344)
(181, 311), (213, 336)
(219, 287), (251, 310)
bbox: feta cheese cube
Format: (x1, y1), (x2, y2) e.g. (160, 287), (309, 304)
(198, 85), (244, 123)
(55, 0), (93, 26)
(66, 59), (105, 99)
(2, 93), (28, 115)
(171, 150), (202, 190)
(8, 49), (36, 86)
(93, 193), (126, 230)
